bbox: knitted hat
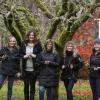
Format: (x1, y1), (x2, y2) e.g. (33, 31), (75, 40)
(94, 38), (100, 44)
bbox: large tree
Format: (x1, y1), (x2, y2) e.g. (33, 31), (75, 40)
(0, 0), (100, 55)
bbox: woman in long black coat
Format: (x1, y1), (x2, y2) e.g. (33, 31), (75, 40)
(0, 36), (20, 100)
(61, 41), (83, 100)
(19, 30), (42, 100)
(38, 39), (60, 100)
(89, 39), (100, 100)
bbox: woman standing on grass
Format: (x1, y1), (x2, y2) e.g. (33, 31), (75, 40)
(19, 30), (42, 100)
(0, 36), (20, 100)
(38, 39), (60, 100)
(89, 39), (100, 100)
(61, 41), (83, 100)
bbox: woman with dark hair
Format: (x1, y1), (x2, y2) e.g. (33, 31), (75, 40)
(61, 41), (83, 100)
(0, 36), (20, 100)
(19, 30), (42, 100)
(38, 39), (60, 100)
(89, 39), (100, 100)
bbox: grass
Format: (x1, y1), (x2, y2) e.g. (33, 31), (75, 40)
(0, 80), (92, 100)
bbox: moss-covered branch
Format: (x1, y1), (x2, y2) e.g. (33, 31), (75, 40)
(34, 0), (53, 19)
(46, 0), (70, 39)
(17, 6), (40, 35)
(46, 18), (61, 39)
(56, 0), (100, 50)
(14, 12), (27, 38)
(56, 21), (72, 47)
(3, 12), (22, 45)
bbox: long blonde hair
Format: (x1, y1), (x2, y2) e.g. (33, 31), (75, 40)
(44, 39), (56, 53)
(64, 41), (78, 57)
(7, 36), (17, 47)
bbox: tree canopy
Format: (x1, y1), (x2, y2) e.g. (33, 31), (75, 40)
(0, 0), (100, 54)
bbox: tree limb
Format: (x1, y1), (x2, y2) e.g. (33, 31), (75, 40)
(17, 6), (40, 35)
(46, 0), (70, 39)
(3, 12), (22, 45)
(56, 0), (100, 50)
(34, 0), (53, 19)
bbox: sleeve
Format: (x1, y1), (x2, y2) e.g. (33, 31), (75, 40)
(14, 49), (21, 72)
(0, 47), (8, 61)
(36, 42), (42, 58)
(38, 52), (44, 64)
(32, 42), (42, 63)
(16, 59), (21, 73)
(38, 42), (42, 53)
(0, 48), (4, 60)
(19, 42), (26, 58)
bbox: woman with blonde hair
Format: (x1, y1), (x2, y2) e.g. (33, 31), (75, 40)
(61, 41), (83, 100)
(0, 36), (20, 100)
(38, 39), (60, 100)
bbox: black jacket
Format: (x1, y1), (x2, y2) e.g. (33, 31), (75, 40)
(38, 51), (60, 87)
(61, 51), (83, 81)
(89, 51), (100, 78)
(19, 41), (42, 76)
(0, 47), (20, 76)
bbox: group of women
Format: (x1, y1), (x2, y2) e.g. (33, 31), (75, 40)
(0, 30), (100, 100)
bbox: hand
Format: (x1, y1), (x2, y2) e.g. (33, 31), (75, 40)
(1, 55), (7, 60)
(16, 73), (21, 78)
(2, 54), (7, 59)
(85, 63), (89, 67)
(62, 65), (66, 69)
(70, 64), (73, 69)
(44, 61), (50, 64)
(31, 54), (36, 58)
(97, 67), (100, 70)
(94, 67), (100, 71)
(23, 55), (29, 59)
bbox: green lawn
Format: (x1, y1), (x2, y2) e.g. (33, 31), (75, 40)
(0, 80), (92, 100)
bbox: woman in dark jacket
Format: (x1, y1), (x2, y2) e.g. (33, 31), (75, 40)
(0, 36), (20, 100)
(61, 41), (83, 100)
(38, 39), (60, 100)
(89, 39), (100, 100)
(19, 30), (42, 100)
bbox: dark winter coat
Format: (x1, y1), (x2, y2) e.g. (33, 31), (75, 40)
(38, 51), (60, 87)
(89, 51), (100, 78)
(0, 47), (20, 76)
(61, 51), (83, 82)
(19, 41), (42, 76)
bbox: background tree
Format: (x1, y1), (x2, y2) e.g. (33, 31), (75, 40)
(0, 0), (99, 53)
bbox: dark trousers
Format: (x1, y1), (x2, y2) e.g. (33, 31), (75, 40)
(89, 77), (100, 100)
(64, 79), (75, 100)
(39, 86), (56, 100)
(23, 71), (36, 100)
(0, 73), (15, 100)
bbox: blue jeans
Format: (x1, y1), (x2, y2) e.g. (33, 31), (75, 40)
(0, 74), (15, 100)
(39, 86), (56, 100)
(89, 77), (100, 100)
(64, 79), (75, 100)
